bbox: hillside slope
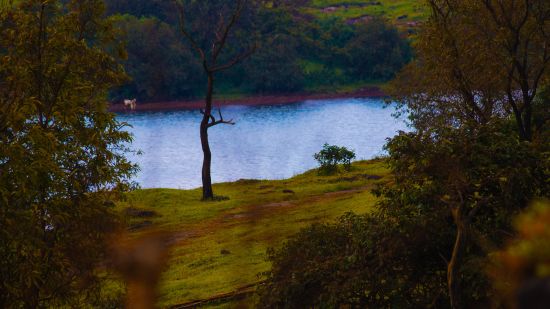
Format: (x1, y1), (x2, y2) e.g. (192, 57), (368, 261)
(112, 160), (390, 307)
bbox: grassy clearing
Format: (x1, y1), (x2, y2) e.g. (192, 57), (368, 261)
(116, 160), (390, 307)
(305, 0), (427, 30)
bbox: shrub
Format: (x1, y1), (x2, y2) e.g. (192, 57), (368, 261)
(258, 212), (451, 308)
(313, 143), (356, 174)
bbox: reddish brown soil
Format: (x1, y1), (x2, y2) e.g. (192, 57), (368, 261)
(109, 86), (385, 113)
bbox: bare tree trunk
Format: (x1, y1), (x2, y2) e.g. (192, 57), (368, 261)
(24, 285), (39, 309)
(448, 226), (465, 309)
(523, 98), (532, 141)
(201, 72), (214, 200)
(174, 0), (255, 201)
(448, 206), (467, 309)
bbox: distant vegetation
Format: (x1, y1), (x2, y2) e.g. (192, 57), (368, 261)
(306, 0), (426, 28)
(105, 0), (413, 103)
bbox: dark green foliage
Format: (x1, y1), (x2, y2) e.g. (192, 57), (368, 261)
(380, 120), (549, 300)
(175, 0), (262, 58)
(313, 143), (356, 174)
(104, 0), (412, 101)
(106, 0), (177, 23)
(0, 0), (136, 307)
(344, 18), (412, 80)
(381, 119), (548, 305)
(298, 17), (411, 87)
(390, 0), (550, 142)
(384, 122), (549, 212)
(307, 17), (356, 66)
(259, 212), (452, 308)
(244, 34), (305, 93)
(110, 15), (203, 102)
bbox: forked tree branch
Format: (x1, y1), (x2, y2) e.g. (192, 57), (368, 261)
(211, 0), (247, 63)
(207, 104), (235, 127)
(173, 0), (206, 62)
(211, 43), (258, 72)
(173, 0), (255, 74)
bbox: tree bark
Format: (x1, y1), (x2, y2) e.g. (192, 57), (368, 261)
(448, 206), (468, 309)
(523, 98), (532, 141)
(174, 1), (254, 201)
(201, 72), (214, 200)
(24, 284), (39, 309)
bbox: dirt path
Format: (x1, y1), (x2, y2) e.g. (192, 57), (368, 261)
(161, 185), (371, 307)
(165, 185), (371, 248)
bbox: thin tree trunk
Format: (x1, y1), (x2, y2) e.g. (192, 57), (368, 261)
(24, 206), (48, 309)
(201, 73), (214, 200)
(448, 206), (467, 309)
(523, 99), (532, 141)
(507, 91), (528, 141)
(24, 284), (39, 309)
(174, 1), (254, 201)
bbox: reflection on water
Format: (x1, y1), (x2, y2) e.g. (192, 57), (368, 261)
(117, 98), (408, 189)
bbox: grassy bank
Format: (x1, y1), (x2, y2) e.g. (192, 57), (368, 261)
(115, 160), (390, 307)
(306, 0), (427, 29)
(212, 80), (385, 102)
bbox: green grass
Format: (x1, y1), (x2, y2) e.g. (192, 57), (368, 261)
(304, 0), (427, 30)
(115, 160), (390, 307)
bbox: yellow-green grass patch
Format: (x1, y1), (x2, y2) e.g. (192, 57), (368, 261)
(116, 160), (389, 307)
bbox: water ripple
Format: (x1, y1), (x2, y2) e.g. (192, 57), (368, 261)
(117, 98), (408, 189)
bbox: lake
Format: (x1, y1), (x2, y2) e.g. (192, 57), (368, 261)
(117, 98), (408, 189)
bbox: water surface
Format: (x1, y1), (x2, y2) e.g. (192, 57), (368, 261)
(118, 98), (407, 189)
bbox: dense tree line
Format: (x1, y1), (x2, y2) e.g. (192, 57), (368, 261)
(105, 0), (412, 102)
(111, 15), (203, 101)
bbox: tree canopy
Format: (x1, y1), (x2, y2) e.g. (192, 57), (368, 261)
(0, 0), (136, 306)
(390, 0), (550, 141)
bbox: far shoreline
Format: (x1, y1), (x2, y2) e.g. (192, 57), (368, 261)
(109, 86), (386, 113)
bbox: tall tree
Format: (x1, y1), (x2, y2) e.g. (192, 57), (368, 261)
(390, 1), (550, 307)
(173, 0), (257, 200)
(391, 0), (550, 141)
(0, 0), (135, 307)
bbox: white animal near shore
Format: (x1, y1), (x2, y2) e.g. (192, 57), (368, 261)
(123, 98), (137, 111)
